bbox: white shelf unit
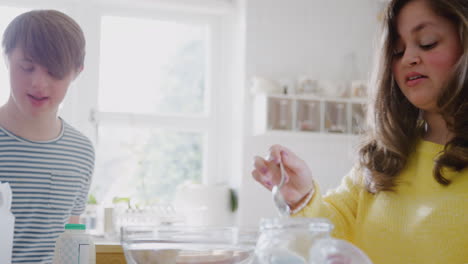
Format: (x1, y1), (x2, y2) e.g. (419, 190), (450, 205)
(254, 94), (367, 135)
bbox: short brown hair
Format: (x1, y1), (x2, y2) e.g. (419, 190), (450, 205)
(2, 9), (86, 79)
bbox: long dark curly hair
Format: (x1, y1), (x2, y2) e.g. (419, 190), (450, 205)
(359, 0), (468, 193)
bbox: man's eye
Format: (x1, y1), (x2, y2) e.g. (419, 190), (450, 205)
(20, 65), (34, 72)
(47, 71), (62, 80)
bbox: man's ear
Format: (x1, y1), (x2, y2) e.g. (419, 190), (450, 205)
(73, 65), (84, 80)
(3, 54), (10, 70)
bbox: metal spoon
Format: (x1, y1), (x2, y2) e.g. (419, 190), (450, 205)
(272, 160), (290, 216)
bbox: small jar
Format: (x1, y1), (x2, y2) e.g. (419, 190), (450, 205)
(254, 217), (372, 264)
(53, 224), (96, 264)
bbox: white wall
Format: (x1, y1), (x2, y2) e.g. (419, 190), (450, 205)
(237, 0), (381, 227)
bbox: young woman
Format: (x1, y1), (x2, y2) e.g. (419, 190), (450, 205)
(0, 10), (94, 263)
(252, 0), (467, 263)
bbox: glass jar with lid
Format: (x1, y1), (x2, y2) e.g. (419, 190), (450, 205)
(254, 217), (372, 264)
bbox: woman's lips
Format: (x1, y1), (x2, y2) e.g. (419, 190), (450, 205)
(406, 76), (427, 87)
(404, 72), (428, 87)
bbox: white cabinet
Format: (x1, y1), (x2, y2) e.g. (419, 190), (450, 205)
(254, 94), (366, 135)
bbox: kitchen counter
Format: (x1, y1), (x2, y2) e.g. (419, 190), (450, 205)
(96, 241), (126, 264)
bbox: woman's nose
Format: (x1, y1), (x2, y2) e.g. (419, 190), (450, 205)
(401, 48), (421, 66)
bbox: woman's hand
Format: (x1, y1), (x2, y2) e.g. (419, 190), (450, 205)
(252, 144), (314, 207)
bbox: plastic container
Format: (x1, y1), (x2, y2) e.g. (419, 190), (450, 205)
(53, 224), (96, 264)
(0, 182), (14, 264)
(254, 217), (372, 264)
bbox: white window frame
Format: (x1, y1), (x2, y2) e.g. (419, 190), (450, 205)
(0, 0), (235, 188)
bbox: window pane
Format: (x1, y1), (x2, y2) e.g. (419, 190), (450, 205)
(0, 7), (29, 105)
(99, 16), (207, 115)
(92, 125), (203, 205)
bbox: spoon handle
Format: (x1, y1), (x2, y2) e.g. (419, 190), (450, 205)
(279, 160), (286, 188)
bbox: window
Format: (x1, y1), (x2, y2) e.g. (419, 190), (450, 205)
(0, 6), (28, 105)
(99, 16), (208, 115)
(91, 11), (227, 207)
(94, 125), (203, 203)
(0, 1), (234, 226)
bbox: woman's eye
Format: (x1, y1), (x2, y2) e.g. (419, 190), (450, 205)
(420, 42), (437, 50)
(393, 50), (404, 58)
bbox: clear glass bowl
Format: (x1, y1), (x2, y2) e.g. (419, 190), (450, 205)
(121, 225), (258, 264)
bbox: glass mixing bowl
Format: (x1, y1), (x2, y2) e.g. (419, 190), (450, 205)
(121, 225), (258, 264)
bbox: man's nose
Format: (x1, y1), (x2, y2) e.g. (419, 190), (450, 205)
(31, 70), (51, 91)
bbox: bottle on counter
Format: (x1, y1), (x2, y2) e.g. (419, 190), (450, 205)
(53, 224), (96, 264)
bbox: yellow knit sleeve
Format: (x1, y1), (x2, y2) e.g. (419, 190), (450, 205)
(292, 166), (363, 242)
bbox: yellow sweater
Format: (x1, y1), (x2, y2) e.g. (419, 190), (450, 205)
(295, 139), (468, 264)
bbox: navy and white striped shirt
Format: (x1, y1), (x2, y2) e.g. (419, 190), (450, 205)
(0, 119), (94, 264)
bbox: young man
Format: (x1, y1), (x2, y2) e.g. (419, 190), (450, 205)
(0, 10), (94, 263)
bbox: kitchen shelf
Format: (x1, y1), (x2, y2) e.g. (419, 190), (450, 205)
(253, 94), (367, 135)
